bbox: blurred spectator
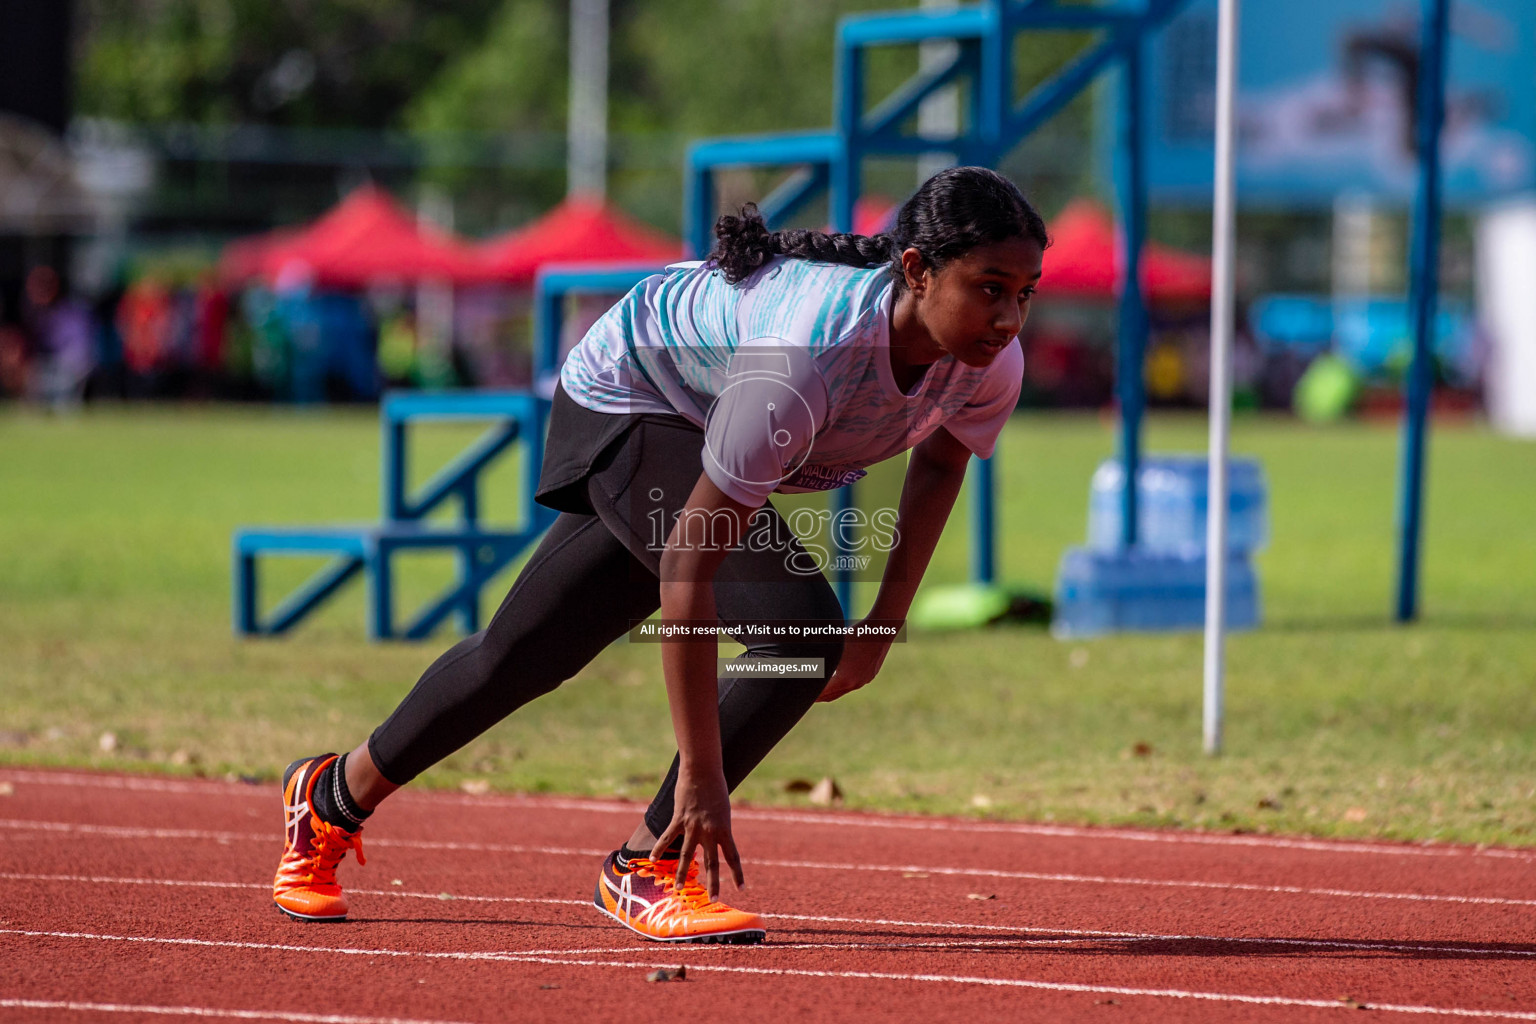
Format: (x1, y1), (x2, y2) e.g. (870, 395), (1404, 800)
(274, 269), (325, 404)
(194, 278), (229, 373)
(313, 293), (379, 401)
(87, 279), (128, 400)
(117, 276), (172, 390)
(190, 275), (230, 397)
(377, 308), (418, 386)
(23, 267), (98, 408)
(455, 288), (527, 388)
(0, 321), (28, 398)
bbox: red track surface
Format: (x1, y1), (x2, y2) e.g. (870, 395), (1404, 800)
(2, 766), (1534, 1023)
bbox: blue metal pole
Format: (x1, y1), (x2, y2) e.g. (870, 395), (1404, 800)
(369, 541), (392, 641)
(384, 415), (407, 521)
(831, 40), (861, 233)
(1394, 0), (1449, 623)
(457, 480), (480, 634)
(236, 552), (258, 635)
(685, 160), (715, 258)
(1114, 41), (1148, 549)
(832, 486), (856, 617)
(976, 1), (1006, 151)
(832, 33), (862, 617)
(970, 455), (996, 585)
(534, 285), (563, 388)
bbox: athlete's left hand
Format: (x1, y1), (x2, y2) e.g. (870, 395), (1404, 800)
(816, 625), (892, 702)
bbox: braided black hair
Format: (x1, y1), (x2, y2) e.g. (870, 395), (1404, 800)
(708, 166), (1049, 288)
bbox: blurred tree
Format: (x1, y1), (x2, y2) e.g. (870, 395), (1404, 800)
(401, 0), (919, 229)
(401, 0), (910, 139)
(405, 0), (567, 138)
(76, 0), (503, 127)
(74, 0), (1097, 232)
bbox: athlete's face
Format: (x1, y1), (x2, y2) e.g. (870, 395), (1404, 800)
(905, 236), (1044, 368)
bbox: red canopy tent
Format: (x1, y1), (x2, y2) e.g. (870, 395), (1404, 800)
(471, 196), (683, 285)
(219, 186), (482, 289)
(1042, 199), (1211, 304)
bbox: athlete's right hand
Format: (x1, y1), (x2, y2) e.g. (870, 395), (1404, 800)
(652, 765), (744, 902)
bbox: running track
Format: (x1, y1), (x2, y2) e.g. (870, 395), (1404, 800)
(2, 767), (1533, 1023)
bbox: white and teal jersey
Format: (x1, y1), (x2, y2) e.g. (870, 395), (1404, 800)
(560, 256), (1023, 507)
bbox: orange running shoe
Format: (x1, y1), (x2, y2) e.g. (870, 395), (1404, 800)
(273, 754), (365, 921)
(594, 849), (765, 944)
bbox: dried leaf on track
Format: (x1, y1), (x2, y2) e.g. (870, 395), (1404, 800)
(646, 966), (687, 983)
(808, 777), (843, 806)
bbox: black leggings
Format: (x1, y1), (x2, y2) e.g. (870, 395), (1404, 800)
(367, 415), (845, 838)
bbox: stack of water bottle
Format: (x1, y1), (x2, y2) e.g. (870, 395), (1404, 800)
(1052, 455), (1267, 638)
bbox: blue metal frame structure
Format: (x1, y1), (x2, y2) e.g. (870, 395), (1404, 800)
(685, 0), (1190, 605)
(233, 0), (1454, 641)
(234, 392), (555, 640)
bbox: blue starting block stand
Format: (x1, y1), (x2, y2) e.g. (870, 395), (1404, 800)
(233, 391), (556, 640)
(234, 265), (670, 643)
(1053, 455), (1267, 638)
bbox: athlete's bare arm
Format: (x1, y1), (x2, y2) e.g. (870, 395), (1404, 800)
(817, 425), (971, 703)
(648, 470), (759, 899)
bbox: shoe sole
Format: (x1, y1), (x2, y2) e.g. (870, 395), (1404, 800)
(592, 883), (766, 944)
(275, 901), (348, 922)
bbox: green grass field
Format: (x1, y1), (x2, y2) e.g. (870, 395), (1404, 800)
(2, 405), (1533, 846)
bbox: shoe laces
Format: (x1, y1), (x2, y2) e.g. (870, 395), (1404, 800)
(304, 819), (365, 883)
(630, 856), (719, 912)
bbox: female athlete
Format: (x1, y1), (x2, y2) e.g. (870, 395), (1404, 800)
(271, 165), (1047, 944)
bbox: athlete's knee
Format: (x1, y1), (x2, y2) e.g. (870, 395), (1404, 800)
(476, 626), (592, 703)
(484, 649), (568, 704)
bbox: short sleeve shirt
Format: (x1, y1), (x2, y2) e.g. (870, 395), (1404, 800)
(559, 257), (1023, 507)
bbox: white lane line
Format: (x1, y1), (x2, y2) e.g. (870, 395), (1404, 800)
(0, 870), (590, 910)
(0, 818), (608, 858)
(0, 1000), (477, 1024)
(478, 952), (1536, 1020)
(758, 856), (1536, 908)
(3, 929), (1534, 1021)
(5, 819), (1532, 908)
(3, 871), (1533, 961)
(390, 937), (1146, 957)
(4, 768), (1527, 863)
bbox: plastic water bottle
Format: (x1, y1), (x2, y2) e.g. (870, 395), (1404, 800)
(1052, 546), (1259, 639)
(1088, 455), (1268, 555)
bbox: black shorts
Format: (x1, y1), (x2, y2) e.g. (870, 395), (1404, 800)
(534, 384), (697, 516)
